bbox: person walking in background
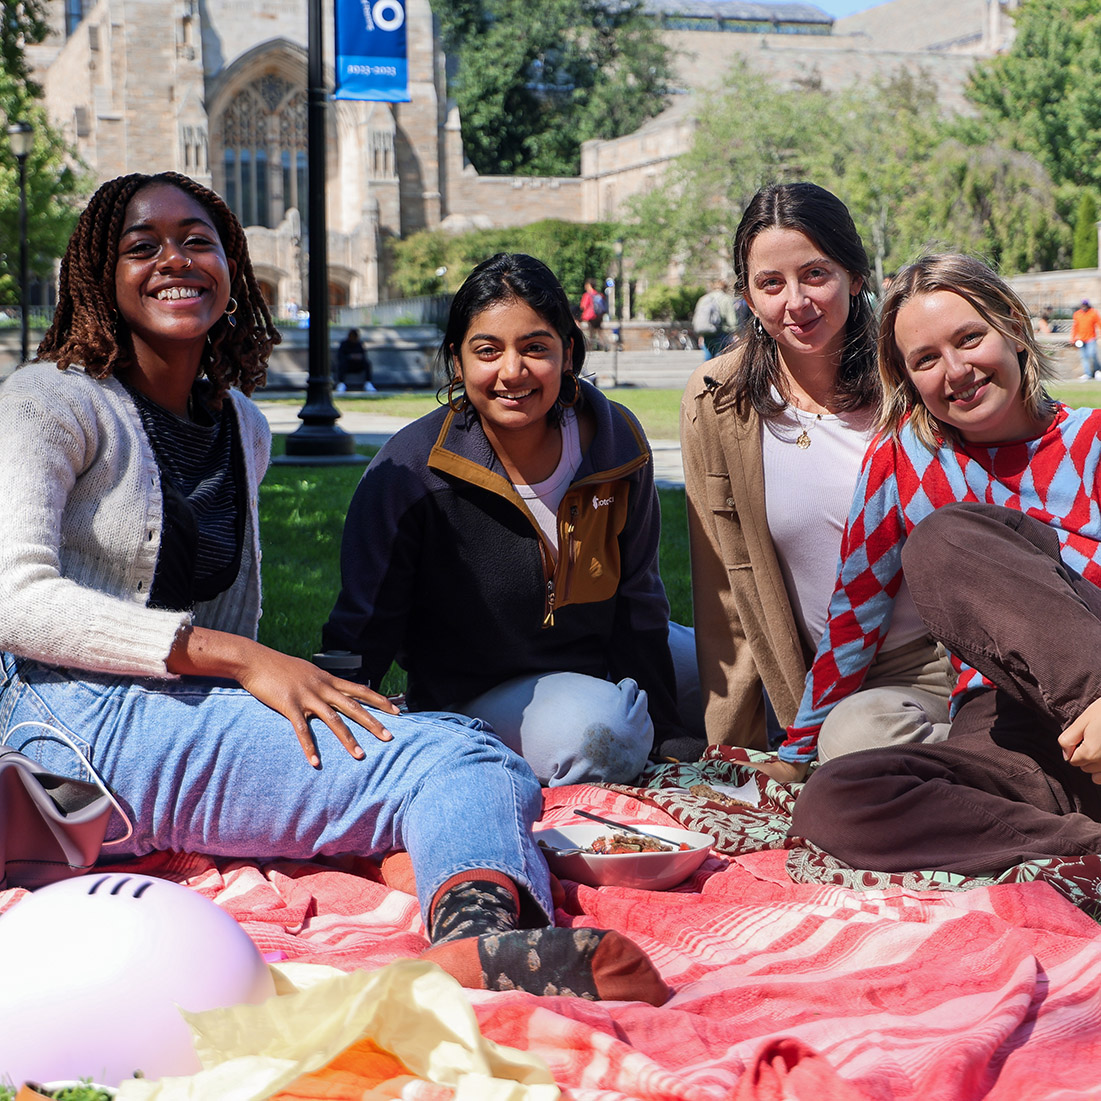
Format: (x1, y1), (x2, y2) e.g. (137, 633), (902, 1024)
(1070, 298), (1101, 379)
(692, 279), (744, 360)
(579, 278), (607, 351)
(334, 328), (374, 393)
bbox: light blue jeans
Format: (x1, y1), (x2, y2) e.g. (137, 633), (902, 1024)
(1079, 338), (1099, 378)
(0, 653), (553, 926)
(457, 621), (703, 786)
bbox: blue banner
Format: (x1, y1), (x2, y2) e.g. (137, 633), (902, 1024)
(334, 0), (409, 103)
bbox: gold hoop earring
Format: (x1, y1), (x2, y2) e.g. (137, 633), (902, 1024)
(558, 370), (580, 409)
(446, 375), (468, 412)
(225, 296), (238, 329)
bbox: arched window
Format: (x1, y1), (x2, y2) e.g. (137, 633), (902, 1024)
(219, 76), (307, 229)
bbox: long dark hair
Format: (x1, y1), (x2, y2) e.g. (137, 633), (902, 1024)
(731, 181), (877, 417)
(38, 171), (279, 397)
(438, 252), (586, 419)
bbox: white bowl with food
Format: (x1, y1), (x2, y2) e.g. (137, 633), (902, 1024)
(533, 822), (714, 890)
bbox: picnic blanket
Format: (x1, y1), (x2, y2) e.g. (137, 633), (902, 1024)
(4, 746), (1101, 1099)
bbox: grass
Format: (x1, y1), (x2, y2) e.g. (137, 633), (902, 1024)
(0, 1084), (114, 1100)
(1050, 381), (1101, 406)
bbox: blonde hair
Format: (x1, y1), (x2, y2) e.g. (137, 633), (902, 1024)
(877, 253), (1055, 448)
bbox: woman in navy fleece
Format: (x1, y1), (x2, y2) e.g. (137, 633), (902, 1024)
(323, 253), (693, 785)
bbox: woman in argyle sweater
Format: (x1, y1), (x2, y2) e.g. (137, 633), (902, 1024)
(787, 254), (1101, 875)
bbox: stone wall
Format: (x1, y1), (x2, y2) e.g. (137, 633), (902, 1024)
(1007, 270), (1101, 317)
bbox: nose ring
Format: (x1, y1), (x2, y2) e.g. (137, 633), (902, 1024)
(184, 257), (193, 269)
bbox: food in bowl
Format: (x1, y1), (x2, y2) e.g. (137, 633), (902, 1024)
(533, 822), (714, 890)
(588, 832), (691, 854)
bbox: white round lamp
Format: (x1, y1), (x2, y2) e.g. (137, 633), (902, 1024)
(0, 872), (276, 1086)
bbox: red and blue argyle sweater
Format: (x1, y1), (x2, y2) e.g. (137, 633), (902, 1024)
(781, 403), (1101, 763)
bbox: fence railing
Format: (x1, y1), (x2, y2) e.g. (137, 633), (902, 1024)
(0, 306), (56, 329)
(335, 294), (452, 330)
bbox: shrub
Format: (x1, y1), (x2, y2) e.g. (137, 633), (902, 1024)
(387, 220), (622, 301)
(635, 284), (703, 323)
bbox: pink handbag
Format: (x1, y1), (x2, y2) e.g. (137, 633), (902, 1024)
(0, 744), (115, 890)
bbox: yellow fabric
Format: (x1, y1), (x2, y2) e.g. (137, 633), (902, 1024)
(115, 959), (559, 1101)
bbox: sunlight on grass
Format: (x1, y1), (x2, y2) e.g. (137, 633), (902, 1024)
(599, 389), (683, 440)
(1050, 383), (1101, 409)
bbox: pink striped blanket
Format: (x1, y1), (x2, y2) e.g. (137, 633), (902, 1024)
(5, 749), (1101, 1099)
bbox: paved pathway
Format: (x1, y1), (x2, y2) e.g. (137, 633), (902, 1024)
(259, 400), (688, 488)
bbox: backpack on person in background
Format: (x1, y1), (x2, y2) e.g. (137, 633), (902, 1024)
(693, 294), (722, 335)
(592, 292), (607, 319)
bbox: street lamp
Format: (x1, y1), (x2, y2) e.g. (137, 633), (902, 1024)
(612, 238), (624, 386)
(7, 120), (33, 364)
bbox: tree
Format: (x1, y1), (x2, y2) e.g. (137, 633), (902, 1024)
(1073, 190), (1099, 268)
(623, 61), (828, 279)
(623, 64), (1070, 283)
(0, 2), (92, 305)
(1, 0), (48, 99)
(966, 0), (1101, 191)
(439, 0), (673, 176)
(387, 219), (619, 300)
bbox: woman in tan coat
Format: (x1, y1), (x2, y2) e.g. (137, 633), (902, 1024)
(681, 182), (952, 781)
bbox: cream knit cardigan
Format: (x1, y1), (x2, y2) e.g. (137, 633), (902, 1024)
(0, 362), (270, 677)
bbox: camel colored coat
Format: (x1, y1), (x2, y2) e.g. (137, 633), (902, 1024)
(680, 352), (814, 750)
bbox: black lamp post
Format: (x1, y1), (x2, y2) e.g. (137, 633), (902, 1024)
(278, 0), (361, 465)
(612, 238), (624, 386)
(7, 120), (33, 364)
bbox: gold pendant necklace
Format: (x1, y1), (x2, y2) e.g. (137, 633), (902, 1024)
(794, 410), (822, 449)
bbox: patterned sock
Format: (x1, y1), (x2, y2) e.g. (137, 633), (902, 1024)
(422, 926), (669, 1005)
(381, 852), (567, 914)
(429, 875), (521, 944)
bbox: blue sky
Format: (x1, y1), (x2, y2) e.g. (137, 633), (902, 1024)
(816, 1), (884, 16)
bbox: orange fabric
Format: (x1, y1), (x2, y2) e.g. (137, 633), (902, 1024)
(377, 849), (417, 895)
(1071, 307), (1101, 343)
(419, 934), (484, 989)
(272, 1037), (425, 1100)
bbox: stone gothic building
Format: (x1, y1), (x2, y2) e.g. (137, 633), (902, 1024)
(26, 0), (1013, 313)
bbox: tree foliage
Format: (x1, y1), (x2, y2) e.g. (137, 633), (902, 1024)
(0, 0), (91, 304)
(438, 0), (672, 176)
(966, 0), (1101, 191)
(623, 63), (1070, 284)
(634, 283), (702, 322)
(386, 218), (621, 301)
(1, 0), (47, 99)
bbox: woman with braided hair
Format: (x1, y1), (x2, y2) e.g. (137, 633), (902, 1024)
(0, 174), (667, 1005)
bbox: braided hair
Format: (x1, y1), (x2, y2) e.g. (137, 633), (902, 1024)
(38, 171), (279, 397)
